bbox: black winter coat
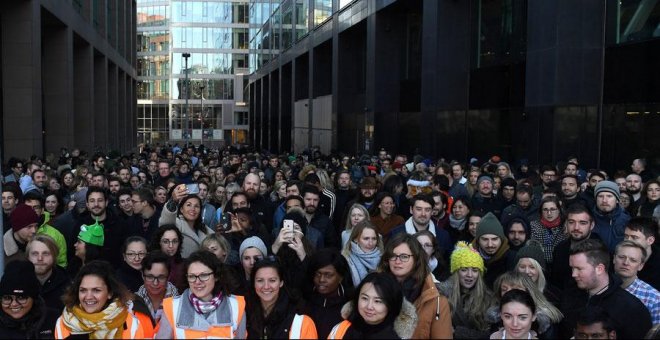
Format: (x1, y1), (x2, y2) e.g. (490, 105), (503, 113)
(559, 273), (652, 339)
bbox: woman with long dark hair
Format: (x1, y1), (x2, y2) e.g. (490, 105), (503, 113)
(327, 272), (417, 339)
(378, 233), (453, 338)
(149, 225), (186, 291)
(159, 186), (214, 258)
(246, 259), (318, 339)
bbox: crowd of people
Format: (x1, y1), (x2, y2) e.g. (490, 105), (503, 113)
(0, 144), (659, 339)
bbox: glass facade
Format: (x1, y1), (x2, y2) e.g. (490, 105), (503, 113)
(608, 0), (660, 44)
(137, 0), (250, 146)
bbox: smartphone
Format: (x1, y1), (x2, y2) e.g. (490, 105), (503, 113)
(283, 219), (295, 241)
(187, 183), (200, 194)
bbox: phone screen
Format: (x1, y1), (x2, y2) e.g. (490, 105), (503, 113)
(187, 184), (200, 194)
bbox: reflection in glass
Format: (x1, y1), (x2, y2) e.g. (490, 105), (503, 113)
(612, 0), (660, 44)
(472, 0), (527, 68)
(314, 0), (332, 26)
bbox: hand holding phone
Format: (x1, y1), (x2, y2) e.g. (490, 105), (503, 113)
(187, 183), (200, 195)
(282, 219), (295, 242)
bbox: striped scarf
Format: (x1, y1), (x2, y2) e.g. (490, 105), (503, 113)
(61, 300), (127, 339)
(188, 291), (223, 314)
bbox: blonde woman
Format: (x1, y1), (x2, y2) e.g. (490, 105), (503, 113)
(437, 241), (494, 338)
(341, 221), (383, 286)
(341, 204), (371, 248)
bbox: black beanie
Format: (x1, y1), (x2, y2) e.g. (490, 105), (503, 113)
(0, 260), (40, 299)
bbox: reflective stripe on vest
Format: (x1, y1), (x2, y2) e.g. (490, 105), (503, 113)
(127, 314), (139, 338)
(170, 297), (187, 339)
(328, 320), (351, 339)
(289, 314), (304, 339)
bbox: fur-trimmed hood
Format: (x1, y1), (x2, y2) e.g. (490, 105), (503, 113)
(340, 298), (419, 339)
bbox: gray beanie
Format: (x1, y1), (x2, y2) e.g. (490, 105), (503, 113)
(594, 181), (620, 201)
(477, 174), (494, 187)
(239, 236), (267, 258)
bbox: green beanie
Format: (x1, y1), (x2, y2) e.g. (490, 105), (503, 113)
(78, 219), (105, 247)
(475, 212), (506, 240)
(515, 240), (547, 270)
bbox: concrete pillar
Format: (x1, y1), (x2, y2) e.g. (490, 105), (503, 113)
(108, 63), (118, 149)
(94, 55), (109, 150)
(42, 24), (74, 155)
(73, 40), (94, 153)
(117, 70), (127, 151)
(1, 1), (43, 158)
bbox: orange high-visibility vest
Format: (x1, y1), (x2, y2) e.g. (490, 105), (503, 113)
(161, 294), (246, 339)
(327, 320), (352, 339)
(54, 313), (144, 339)
(288, 314), (318, 339)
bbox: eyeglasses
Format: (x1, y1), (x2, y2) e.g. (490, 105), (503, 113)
(186, 272), (214, 282)
(125, 252), (147, 259)
(420, 243), (434, 249)
(143, 274), (168, 284)
(542, 208), (559, 213)
(388, 253), (413, 263)
(1, 295), (28, 306)
(161, 239), (179, 246)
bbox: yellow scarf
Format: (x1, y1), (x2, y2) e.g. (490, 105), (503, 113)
(61, 299), (128, 339)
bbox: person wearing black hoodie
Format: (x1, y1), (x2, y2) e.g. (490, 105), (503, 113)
(303, 249), (354, 339)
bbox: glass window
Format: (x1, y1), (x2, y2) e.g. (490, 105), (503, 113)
(314, 0), (332, 26)
(610, 0), (660, 44)
(295, 0), (309, 41)
(137, 5), (169, 27)
(472, 0), (527, 68)
(172, 78), (234, 100)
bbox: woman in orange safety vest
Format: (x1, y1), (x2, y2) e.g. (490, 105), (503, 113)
(246, 258), (318, 339)
(54, 261), (147, 339)
(155, 250), (247, 339)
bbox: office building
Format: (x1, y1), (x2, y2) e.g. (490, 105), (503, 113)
(0, 0), (137, 159)
(137, 0), (250, 147)
(248, 0), (660, 171)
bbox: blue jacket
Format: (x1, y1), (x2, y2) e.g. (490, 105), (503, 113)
(592, 205), (630, 253)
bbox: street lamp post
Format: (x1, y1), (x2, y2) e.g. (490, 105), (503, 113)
(182, 52), (191, 147)
(200, 83), (205, 146)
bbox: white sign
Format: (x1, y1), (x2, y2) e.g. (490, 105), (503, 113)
(192, 130), (202, 139)
(171, 129), (182, 140)
(213, 129), (223, 140)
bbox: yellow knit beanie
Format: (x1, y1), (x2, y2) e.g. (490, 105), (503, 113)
(450, 241), (485, 274)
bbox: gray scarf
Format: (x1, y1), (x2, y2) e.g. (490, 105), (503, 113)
(449, 215), (466, 230)
(346, 241), (382, 286)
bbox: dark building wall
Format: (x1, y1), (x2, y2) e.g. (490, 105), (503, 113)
(249, 0), (660, 172)
(0, 0), (137, 161)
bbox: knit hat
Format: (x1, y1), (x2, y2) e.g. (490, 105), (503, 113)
(9, 204), (40, 232)
(594, 181), (620, 201)
(475, 212), (506, 240)
(476, 174), (494, 187)
(0, 260), (40, 299)
(405, 162), (414, 172)
(515, 240), (547, 270)
(239, 236), (267, 258)
(450, 241), (485, 274)
(360, 176), (379, 190)
(501, 177), (517, 189)
(78, 219), (105, 246)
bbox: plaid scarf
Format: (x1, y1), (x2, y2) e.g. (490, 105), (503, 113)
(188, 291), (223, 314)
(61, 300), (127, 339)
